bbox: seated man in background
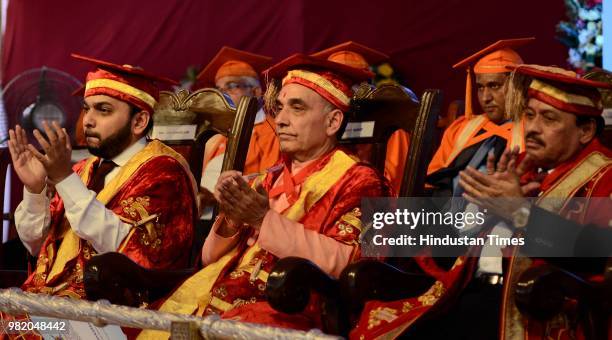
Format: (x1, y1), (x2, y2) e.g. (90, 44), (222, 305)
(4, 54), (197, 300)
(351, 39), (534, 340)
(313, 41), (411, 194)
(427, 38), (534, 193)
(196, 47), (279, 217)
(459, 64), (611, 340)
(137, 54), (390, 339)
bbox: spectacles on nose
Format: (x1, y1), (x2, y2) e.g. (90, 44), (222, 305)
(218, 82), (254, 92)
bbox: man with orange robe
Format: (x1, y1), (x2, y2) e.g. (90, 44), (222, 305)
(313, 41), (412, 194)
(137, 54), (390, 339)
(196, 46), (278, 179)
(427, 38), (534, 195)
(352, 38), (535, 339)
(196, 47), (280, 221)
(2, 55), (197, 338)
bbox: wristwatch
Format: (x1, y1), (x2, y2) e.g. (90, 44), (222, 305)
(512, 204), (531, 229)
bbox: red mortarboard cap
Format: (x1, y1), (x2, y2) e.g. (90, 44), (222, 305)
(264, 53), (373, 111)
(196, 46), (273, 88)
(311, 41), (389, 70)
(510, 64), (612, 117)
(72, 53), (178, 113)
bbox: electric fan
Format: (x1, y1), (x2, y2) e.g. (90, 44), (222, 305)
(1, 67), (82, 147)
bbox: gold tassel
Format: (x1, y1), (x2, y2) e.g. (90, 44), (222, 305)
(504, 70), (531, 121)
(263, 77), (281, 117)
(465, 67), (474, 119)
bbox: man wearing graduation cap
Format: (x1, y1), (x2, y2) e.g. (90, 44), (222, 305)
(137, 53), (390, 338)
(196, 47), (280, 209)
(351, 38), (534, 340)
(459, 64), (612, 340)
(312, 41), (412, 194)
(6, 54), (197, 300)
(427, 38), (534, 189)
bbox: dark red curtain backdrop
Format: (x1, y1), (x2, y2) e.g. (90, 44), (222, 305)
(2, 0), (567, 218)
(3, 0), (567, 105)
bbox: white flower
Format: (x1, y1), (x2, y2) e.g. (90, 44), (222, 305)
(587, 9), (601, 21)
(587, 21), (596, 31)
(596, 35), (603, 46)
(568, 48), (582, 66)
(585, 43), (598, 55)
(578, 30), (592, 45)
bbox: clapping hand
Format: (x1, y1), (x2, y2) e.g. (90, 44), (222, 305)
(214, 170), (269, 230)
(8, 125), (47, 193)
(458, 146), (541, 220)
(28, 121), (73, 184)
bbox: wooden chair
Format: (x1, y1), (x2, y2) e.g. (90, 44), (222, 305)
(584, 70), (612, 149)
(0, 148), (9, 236)
(82, 89), (258, 307)
(0, 148), (30, 288)
(153, 88), (258, 186)
(512, 259), (612, 340)
(339, 83), (419, 174)
(265, 88), (443, 336)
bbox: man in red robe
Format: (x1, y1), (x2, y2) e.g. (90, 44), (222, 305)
(349, 39), (534, 340)
(4, 54), (197, 301)
(137, 53), (390, 339)
(351, 64), (612, 339)
(457, 64), (611, 340)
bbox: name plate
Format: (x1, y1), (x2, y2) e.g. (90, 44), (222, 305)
(603, 108), (612, 126)
(342, 121), (375, 139)
(151, 125), (197, 141)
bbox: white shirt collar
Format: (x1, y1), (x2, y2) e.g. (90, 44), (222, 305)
(110, 137), (147, 167)
(254, 108), (266, 124)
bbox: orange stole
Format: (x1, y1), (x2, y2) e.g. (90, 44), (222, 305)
(244, 115), (280, 174)
(385, 129), (410, 195)
(427, 115), (524, 175)
(202, 115), (280, 176)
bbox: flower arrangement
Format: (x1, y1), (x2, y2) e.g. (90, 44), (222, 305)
(557, 0), (603, 73)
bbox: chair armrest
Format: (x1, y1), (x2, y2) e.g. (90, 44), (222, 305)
(514, 262), (612, 339)
(84, 252), (193, 307)
(514, 264), (590, 321)
(265, 257), (348, 335)
(0, 270), (28, 289)
(339, 259), (435, 314)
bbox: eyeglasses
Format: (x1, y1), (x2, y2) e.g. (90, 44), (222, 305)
(218, 82), (255, 92)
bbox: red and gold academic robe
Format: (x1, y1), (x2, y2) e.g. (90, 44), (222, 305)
(21, 140), (197, 298)
(349, 116), (524, 339)
(501, 138), (612, 340)
(138, 148), (390, 339)
(352, 139), (611, 340)
(1, 140), (197, 340)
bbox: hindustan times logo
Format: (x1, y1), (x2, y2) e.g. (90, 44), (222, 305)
(372, 209), (487, 230)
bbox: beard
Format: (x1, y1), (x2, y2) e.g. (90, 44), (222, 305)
(86, 122), (133, 159)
